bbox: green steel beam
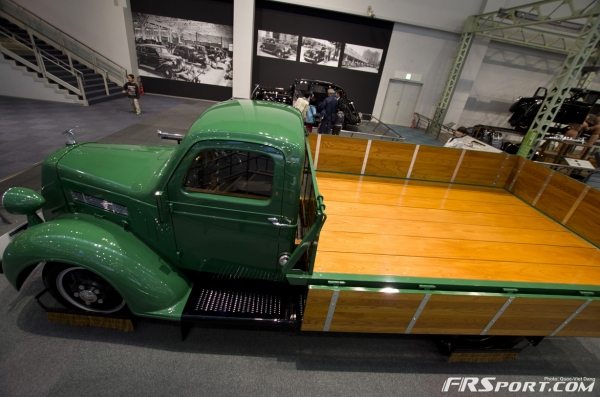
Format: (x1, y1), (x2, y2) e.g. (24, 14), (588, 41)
(426, 28), (473, 137)
(428, 0), (600, 140)
(470, 0), (596, 32)
(517, 8), (600, 158)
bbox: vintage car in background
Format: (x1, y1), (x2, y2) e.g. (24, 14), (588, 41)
(136, 44), (183, 78)
(303, 48), (327, 64)
(173, 44), (209, 68)
(251, 78), (362, 130)
(508, 87), (600, 132)
(259, 38), (292, 58)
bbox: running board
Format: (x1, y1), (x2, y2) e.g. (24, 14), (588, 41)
(181, 274), (306, 335)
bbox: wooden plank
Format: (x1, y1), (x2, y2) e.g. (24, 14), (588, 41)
(488, 297), (583, 336)
(318, 173), (518, 204)
(453, 151), (509, 187)
(566, 187), (600, 247)
(318, 230), (598, 266)
(510, 160), (553, 204)
(363, 140), (417, 178)
(558, 301), (600, 337)
(495, 155), (519, 188)
(411, 146), (462, 182)
(314, 135), (367, 174)
(534, 171), (586, 224)
(319, 184), (543, 217)
(301, 288), (333, 332)
(321, 215), (590, 247)
(307, 133), (317, 161)
(411, 294), (507, 335)
(328, 290), (423, 333)
(313, 251), (600, 287)
(324, 198), (566, 231)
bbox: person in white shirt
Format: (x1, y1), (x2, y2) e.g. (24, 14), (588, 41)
(444, 126), (471, 149)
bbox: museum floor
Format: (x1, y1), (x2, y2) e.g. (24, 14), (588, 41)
(0, 94), (599, 396)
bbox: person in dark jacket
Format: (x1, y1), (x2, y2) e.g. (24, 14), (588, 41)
(122, 74), (141, 115)
(318, 88), (337, 134)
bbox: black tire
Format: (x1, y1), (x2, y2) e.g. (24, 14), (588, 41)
(42, 263), (127, 314)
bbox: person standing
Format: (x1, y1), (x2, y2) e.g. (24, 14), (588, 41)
(318, 88), (337, 134)
(123, 73), (142, 115)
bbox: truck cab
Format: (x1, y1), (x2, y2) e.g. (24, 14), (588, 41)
(1, 100), (325, 323)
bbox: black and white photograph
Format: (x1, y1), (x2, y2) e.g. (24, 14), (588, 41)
(299, 37), (341, 67)
(256, 30), (298, 61)
(133, 13), (233, 86)
(341, 43), (383, 73)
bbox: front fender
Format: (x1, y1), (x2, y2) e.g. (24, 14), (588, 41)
(2, 213), (191, 320)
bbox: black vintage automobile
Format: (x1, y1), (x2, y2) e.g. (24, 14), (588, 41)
(136, 44), (183, 78)
(251, 78), (362, 130)
(173, 45), (208, 68)
(303, 48), (327, 64)
(259, 38), (292, 58)
(508, 87), (600, 132)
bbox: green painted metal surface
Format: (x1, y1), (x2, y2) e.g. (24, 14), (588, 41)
(3, 213), (191, 319)
(286, 271), (600, 298)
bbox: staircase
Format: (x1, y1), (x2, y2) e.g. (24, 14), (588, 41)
(0, 9), (125, 105)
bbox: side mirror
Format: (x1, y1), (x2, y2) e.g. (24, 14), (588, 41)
(2, 187), (45, 225)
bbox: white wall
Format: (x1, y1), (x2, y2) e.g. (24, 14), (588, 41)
(270, 0), (487, 33)
(12, 0), (135, 74)
(458, 42), (566, 128)
(373, 24), (459, 122)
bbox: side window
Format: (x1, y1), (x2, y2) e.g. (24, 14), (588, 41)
(184, 149), (274, 200)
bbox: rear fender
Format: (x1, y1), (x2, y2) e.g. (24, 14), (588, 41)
(2, 214), (191, 320)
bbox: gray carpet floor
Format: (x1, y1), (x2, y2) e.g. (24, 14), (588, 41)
(0, 95), (599, 396)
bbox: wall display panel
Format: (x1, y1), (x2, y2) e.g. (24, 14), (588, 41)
(256, 30), (298, 61)
(341, 43), (383, 74)
(253, 0), (393, 114)
(131, 0), (233, 101)
(300, 37), (341, 67)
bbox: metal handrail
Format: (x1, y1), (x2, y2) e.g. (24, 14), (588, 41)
(357, 114), (405, 141)
(0, 0), (127, 88)
(0, 28), (86, 101)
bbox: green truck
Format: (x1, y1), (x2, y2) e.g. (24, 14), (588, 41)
(2, 99), (600, 348)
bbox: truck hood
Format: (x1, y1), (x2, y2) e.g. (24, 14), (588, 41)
(56, 143), (176, 199)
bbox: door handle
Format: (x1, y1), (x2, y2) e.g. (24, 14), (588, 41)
(268, 217), (290, 227)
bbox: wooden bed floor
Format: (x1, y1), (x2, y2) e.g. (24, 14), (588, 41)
(314, 172), (600, 288)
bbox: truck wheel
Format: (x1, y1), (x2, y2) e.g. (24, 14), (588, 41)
(42, 263), (127, 314)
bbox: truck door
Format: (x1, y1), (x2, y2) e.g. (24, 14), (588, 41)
(166, 140), (287, 279)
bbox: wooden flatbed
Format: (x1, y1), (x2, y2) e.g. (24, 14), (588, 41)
(300, 134), (600, 337)
(315, 172), (600, 288)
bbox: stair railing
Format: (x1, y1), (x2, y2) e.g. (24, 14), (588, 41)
(0, 25), (87, 103)
(0, 0), (127, 90)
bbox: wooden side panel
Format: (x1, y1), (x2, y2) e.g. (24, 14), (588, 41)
(301, 288), (333, 332)
(363, 140), (417, 178)
(329, 291), (423, 333)
(489, 298), (582, 336)
(510, 160), (552, 204)
(307, 133), (317, 160)
(535, 172), (586, 222)
(494, 155), (519, 188)
(411, 295), (507, 335)
(411, 146), (461, 182)
(314, 135), (367, 174)
(566, 187), (600, 247)
(453, 151), (510, 187)
(558, 301), (600, 337)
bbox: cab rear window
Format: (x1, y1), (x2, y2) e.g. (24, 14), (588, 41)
(184, 149), (274, 199)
